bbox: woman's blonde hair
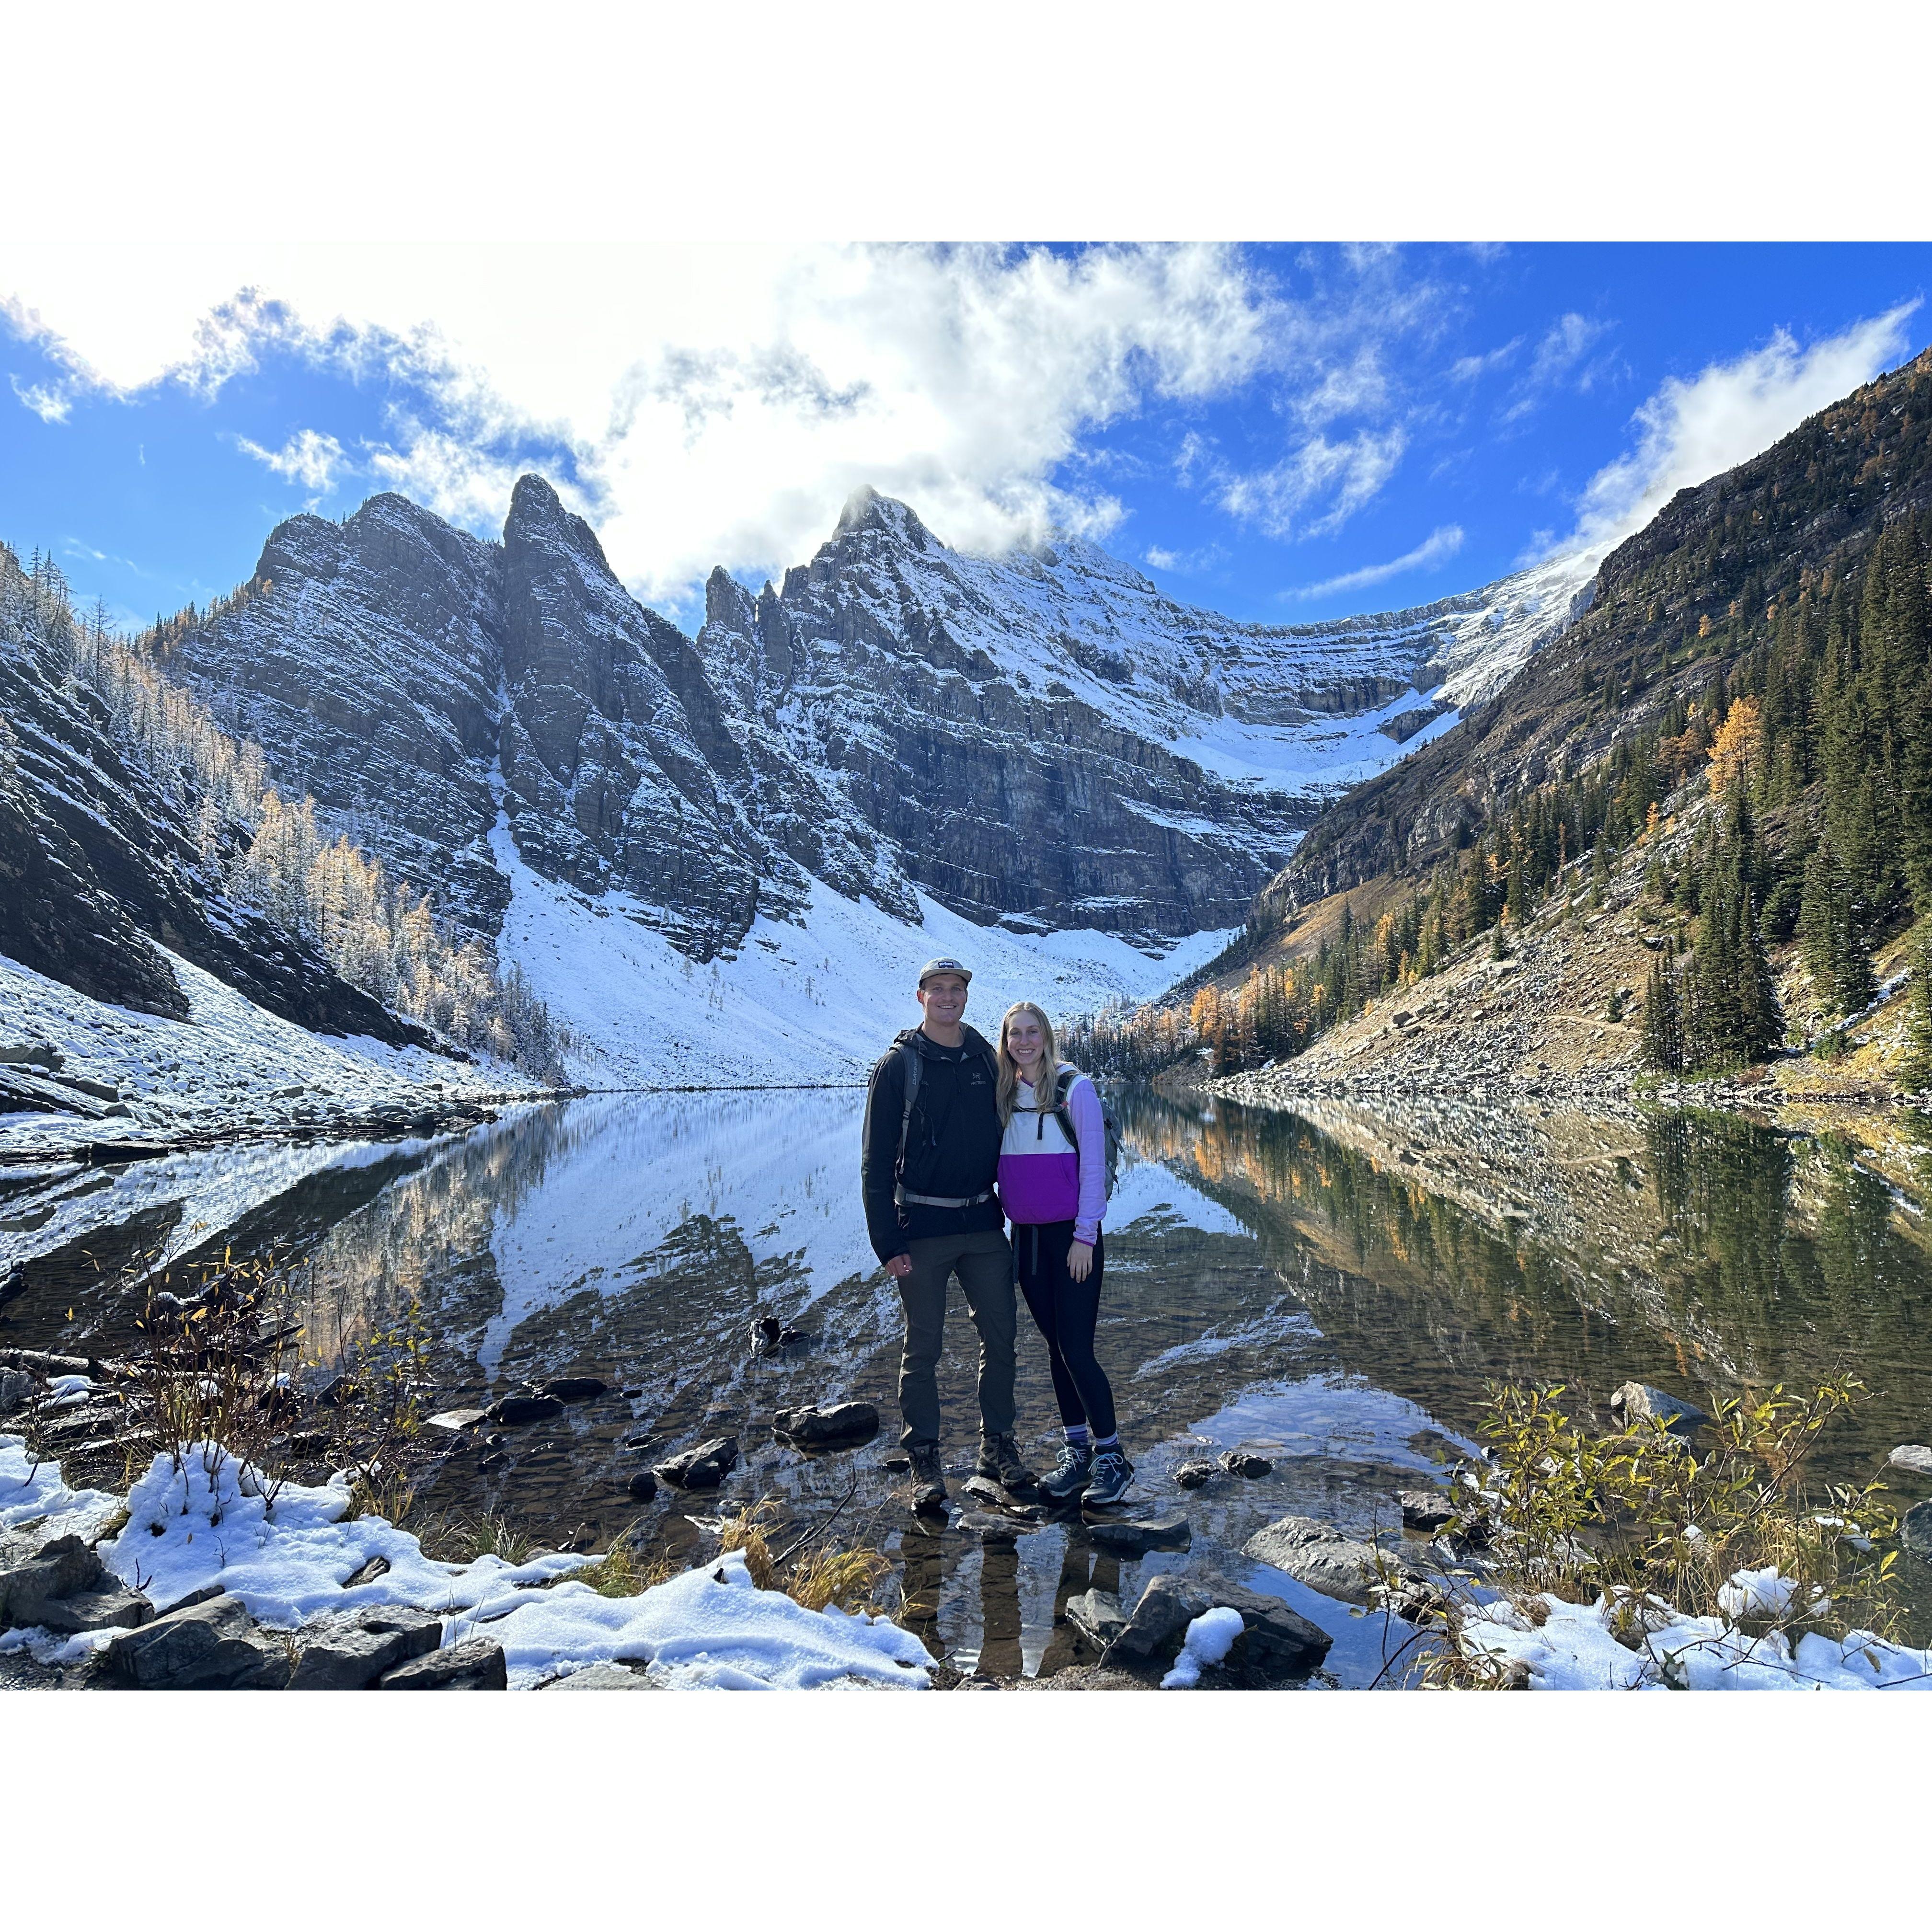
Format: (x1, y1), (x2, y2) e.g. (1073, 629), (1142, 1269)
(996, 1001), (1060, 1126)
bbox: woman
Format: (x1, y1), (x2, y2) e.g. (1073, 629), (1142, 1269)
(995, 1000), (1132, 1506)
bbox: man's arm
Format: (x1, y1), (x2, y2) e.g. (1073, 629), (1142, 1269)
(860, 1048), (910, 1269)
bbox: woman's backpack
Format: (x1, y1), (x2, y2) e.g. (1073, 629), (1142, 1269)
(1051, 1067), (1122, 1202)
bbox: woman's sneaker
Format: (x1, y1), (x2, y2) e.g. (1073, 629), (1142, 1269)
(1038, 1440), (1093, 1500)
(1082, 1448), (1134, 1507)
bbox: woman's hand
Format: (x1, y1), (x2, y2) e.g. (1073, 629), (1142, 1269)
(1067, 1240), (1093, 1282)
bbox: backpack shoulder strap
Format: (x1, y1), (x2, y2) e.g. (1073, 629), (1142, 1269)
(897, 1038), (922, 1172)
(1052, 1065), (1081, 1151)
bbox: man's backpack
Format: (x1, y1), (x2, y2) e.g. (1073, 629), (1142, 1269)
(893, 1030), (1000, 1208)
(1051, 1066), (1123, 1203)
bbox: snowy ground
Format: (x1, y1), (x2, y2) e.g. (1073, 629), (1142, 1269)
(0, 946), (542, 1158)
(492, 827), (1233, 1089)
(0, 1433), (930, 1689)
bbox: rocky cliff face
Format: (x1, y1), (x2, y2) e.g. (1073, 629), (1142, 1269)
(160, 481), (1587, 963)
(0, 546), (418, 1041)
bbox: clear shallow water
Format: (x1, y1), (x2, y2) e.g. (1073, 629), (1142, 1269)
(6, 1086), (1932, 1677)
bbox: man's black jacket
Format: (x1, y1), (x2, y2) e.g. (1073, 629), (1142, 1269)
(860, 1024), (1005, 1263)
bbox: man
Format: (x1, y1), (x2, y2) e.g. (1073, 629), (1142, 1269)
(862, 957), (1035, 1512)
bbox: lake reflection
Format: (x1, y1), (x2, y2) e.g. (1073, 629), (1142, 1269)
(6, 1085), (1932, 1673)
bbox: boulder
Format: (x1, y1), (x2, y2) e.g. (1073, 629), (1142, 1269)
(1887, 1445), (1932, 1477)
(288, 1606), (444, 1689)
(1219, 1449), (1274, 1479)
(1608, 1382), (1708, 1433)
(486, 1393), (566, 1427)
(0, 1532), (109, 1628)
(36, 1587), (154, 1635)
(1399, 1488), (1456, 1532)
(540, 1377), (607, 1404)
(1903, 1498), (1932, 1561)
(627, 1469), (660, 1503)
(1084, 1510), (1191, 1556)
(1100, 1571), (1331, 1679)
(772, 1401), (880, 1448)
(1172, 1459), (1218, 1489)
(105, 1594), (293, 1690)
(1243, 1514), (1414, 1606)
(654, 1436), (739, 1489)
(379, 1636), (507, 1689)
(1063, 1588), (1127, 1650)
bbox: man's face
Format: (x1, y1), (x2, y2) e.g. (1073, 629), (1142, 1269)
(917, 973), (969, 1028)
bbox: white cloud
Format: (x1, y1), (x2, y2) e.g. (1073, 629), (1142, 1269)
(10, 374), (70, 422)
(1450, 337), (1521, 383)
(1565, 302), (1921, 553)
(1499, 311), (1611, 421)
(237, 427), (348, 494)
(0, 242), (1286, 603)
(1287, 524), (1465, 600)
(1218, 427), (1408, 540)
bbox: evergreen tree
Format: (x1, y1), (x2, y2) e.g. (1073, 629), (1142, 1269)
(1642, 958), (1684, 1072)
(1900, 926), (1932, 1095)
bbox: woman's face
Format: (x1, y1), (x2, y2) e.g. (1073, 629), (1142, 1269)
(1005, 1011), (1046, 1075)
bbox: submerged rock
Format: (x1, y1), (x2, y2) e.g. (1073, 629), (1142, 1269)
(424, 1408), (488, 1434)
(627, 1469), (660, 1503)
(1172, 1459), (1218, 1489)
(1903, 1499), (1932, 1560)
(1218, 1449), (1274, 1479)
(540, 1377), (607, 1404)
(487, 1393), (566, 1427)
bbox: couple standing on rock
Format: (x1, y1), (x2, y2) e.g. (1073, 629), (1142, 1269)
(860, 957), (1128, 1515)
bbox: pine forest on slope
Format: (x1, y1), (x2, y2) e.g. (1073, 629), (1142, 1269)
(1085, 347), (1932, 1092)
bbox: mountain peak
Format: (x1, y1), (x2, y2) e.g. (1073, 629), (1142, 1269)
(833, 486), (935, 551)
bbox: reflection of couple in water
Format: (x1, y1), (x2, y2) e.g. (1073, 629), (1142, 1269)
(859, 955), (1128, 1520)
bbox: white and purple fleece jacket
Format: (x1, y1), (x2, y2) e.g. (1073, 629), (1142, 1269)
(997, 1067), (1105, 1245)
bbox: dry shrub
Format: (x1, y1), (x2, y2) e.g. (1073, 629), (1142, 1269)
(787, 1543), (891, 1613)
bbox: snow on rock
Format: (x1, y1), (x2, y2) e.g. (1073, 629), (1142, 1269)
(87, 1443), (929, 1691)
(448, 1548), (932, 1690)
(0, 944), (540, 1158)
(1161, 1605), (1247, 1688)
(1461, 1584), (1932, 1691)
(1717, 1565), (1827, 1621)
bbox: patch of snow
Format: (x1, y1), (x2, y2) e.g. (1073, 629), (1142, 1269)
(0, 1432), (124, 1542)
(1160, 1604), (1247, 1688)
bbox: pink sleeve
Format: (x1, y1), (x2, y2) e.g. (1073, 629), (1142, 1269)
(1068, 1073), (1106, 1245)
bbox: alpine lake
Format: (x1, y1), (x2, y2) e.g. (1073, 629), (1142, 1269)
(8, 1084), (1932, 1683)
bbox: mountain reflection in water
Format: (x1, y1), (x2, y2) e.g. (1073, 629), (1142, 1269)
(5, 1085), (1932, 1674)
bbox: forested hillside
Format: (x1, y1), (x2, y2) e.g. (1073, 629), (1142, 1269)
(1070, 348), (1932, 1082)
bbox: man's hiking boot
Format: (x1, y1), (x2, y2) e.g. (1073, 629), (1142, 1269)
(908, 1441), (948, 1515)
(1082, 1448), (1134, 1508)
(1037, 1440), (1093, 1501)
(975, 1432), (1036, 1489)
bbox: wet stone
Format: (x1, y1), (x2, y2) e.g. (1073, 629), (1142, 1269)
(654, 1436), (739, 1489)
(1903, 1499), (1932, 1560)
(1063, 1588), (1127, 1650)
(1244, 1513), (1415, 1606)
(1084, 1510), (1191, 1555)
(540, 1377), (607, 1404)
(772, 1401), (879, 1448)
(425, 1408), (488, 1433)
(1173, 1460), (1218, 1489)
(1219, 1449), (1274, 1479)
(1887, 1445), (1932, 1477)
(626, 1469), (660, 1503)
(1400, 1488), (1456, 1532)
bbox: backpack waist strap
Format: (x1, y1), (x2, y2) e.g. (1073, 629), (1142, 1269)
(895, 1184), (995, 1209)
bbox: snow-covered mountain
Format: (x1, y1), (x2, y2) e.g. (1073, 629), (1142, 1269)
(114, 483), (1593, 1083)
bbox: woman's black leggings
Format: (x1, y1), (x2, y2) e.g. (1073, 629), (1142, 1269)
(1014, 1221), (1115, 1440)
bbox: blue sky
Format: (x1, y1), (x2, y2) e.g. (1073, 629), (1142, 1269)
(3, 242), (1928, 636)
